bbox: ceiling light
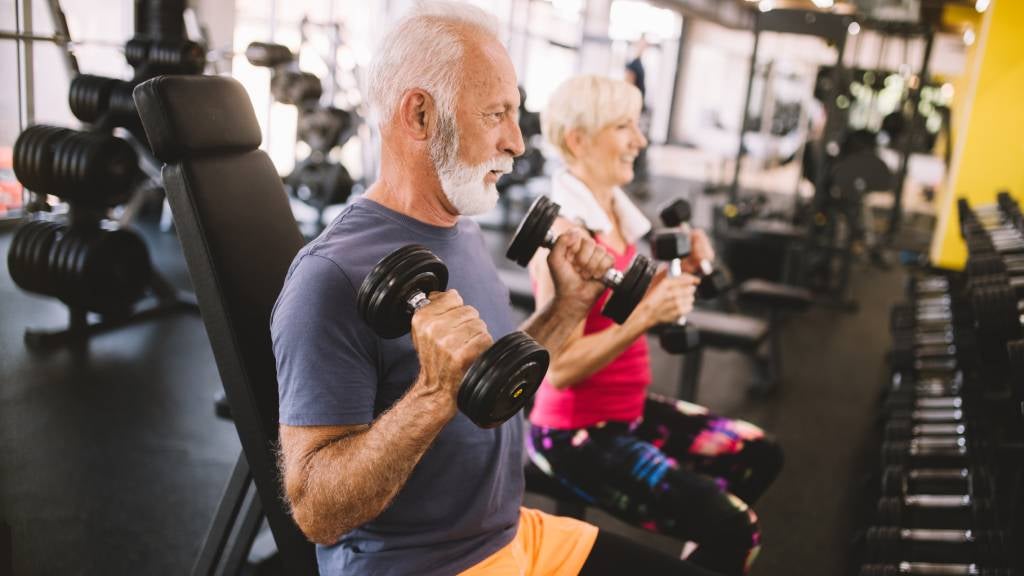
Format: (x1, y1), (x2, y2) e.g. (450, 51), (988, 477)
(812, 0), (835, 7)
(848, 21), (861, 36)
(963, 27), (976, 46)
(759, 0), (774, 12)
(975, 0), (991, 13)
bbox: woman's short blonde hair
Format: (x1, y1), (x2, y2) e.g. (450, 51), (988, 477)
(542, 75), (643, 162)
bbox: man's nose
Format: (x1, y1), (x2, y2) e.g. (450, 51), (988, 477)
(502, 120), (526, 158)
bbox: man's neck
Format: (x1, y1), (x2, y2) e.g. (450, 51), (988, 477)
(366, 153), (460, 228)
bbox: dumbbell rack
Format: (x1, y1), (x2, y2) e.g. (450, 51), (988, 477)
(852, 195), (1024, 575)
(5, 0), (204, 351)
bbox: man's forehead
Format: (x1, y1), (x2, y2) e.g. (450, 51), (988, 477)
(461, 40), (520, 106)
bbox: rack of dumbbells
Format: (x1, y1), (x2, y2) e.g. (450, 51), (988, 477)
(6, 0), (205, 350)
(244, 41), (359, 235)
(853, 193), (1024, 575)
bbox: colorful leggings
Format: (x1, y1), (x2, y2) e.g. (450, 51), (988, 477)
(527, 395), (783, 576)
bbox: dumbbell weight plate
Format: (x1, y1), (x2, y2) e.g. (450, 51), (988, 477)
(881, 466), (971, 497)
(63, 231), (93, 308)
(25, 222), (61, 294)
(696, 268), (730, 300)
(506, 195), (559, 267)
(458, 331), (550, 428)
(357, 245), (449, 339)
(6, 223), (33, 291)
(602, 254), (655, 325)
(84, 229), (151, 314)
(659, 323), (700, 354)
(13, 126), (68, 193)
(864, 526), (1007, 565)
(51, 228), (80, 303)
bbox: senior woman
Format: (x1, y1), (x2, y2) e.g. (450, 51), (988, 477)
(526, 75), (784, 576)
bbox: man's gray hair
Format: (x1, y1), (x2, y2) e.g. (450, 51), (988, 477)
(367, 1), (501, 127)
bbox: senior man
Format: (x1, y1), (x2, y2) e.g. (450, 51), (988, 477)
(272, 2), (723, 575)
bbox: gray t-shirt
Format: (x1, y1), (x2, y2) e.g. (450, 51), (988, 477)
(271, 198), (523, 575)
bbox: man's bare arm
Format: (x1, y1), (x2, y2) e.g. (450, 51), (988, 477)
(279, 382), (454, 545)
(279, 290), (491, 546)
(520, 223), (613, 353)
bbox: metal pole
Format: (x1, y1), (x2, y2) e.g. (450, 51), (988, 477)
(48, 0), (80, 75)
(813, 33), (847, 208)
(21, 0), (34, 127)
(886, 30), (934, 241)
(665, 18), (687, 145)
(730, 13), (760, 203)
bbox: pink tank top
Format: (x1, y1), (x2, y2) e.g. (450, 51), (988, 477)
(529, 237), (651, 430)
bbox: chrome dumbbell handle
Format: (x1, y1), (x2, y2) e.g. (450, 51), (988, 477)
(668, 258), (689, 326)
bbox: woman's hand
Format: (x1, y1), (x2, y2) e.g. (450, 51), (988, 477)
(635, 269), (699, 329)
(680, 228), (716, 276)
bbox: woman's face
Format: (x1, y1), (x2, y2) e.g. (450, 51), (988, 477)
(575, 114), (647, 188)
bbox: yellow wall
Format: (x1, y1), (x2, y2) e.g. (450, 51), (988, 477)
(942, 5), (982, 152)
(930, 0), (1024, 269)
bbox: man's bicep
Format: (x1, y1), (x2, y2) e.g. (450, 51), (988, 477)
(273, 254), (380, 425)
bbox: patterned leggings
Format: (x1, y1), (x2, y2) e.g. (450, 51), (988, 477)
(527, 395), (783, 576)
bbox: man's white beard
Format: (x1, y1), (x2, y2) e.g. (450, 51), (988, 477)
(431, 114), (513, 216)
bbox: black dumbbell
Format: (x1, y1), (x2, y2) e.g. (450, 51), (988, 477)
(885, 371), (964, 400)
(881, 435), (972, 467)
(881, 466), (991, 498)
(885, 397), (968, 425)
(890, 341), (960, 374)
(245, 41), (295, 67)
(908, 275), (951, 298)
(884, 421), (969, 444)
(864, 526), (1008, 565)
(124, 37), (206, 75)
(970, 280), (1024, 345)
(68, 75), (140, 128)
(12, 125), (138, 206)
(507, 195), (656, 324)
(1009, 339), (1024, 381)
(651, 231), (700, 354)
(883, 394), (966, 419)
(357, 245), (550, 428)
(860, 562), (1014, 575)
(7, 222), (151, 314)
(876, 494), (994, 528)
(659, 198), (730, 299)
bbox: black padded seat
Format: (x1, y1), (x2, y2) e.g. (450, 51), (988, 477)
(687, 308), (769, 349)
(737, 279), (813, 312)
(134, 75), (317, 573)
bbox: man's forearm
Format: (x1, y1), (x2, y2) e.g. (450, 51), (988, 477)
(520, 296), (588, 355)
(290, 382), (454, 545)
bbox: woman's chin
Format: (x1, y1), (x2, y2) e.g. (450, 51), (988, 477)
(617, 169), (635, 187)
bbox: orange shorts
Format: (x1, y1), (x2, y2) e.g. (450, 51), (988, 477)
(459, 507), (599, 576)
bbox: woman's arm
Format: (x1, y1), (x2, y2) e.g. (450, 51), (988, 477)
(529, 221), (696, 389)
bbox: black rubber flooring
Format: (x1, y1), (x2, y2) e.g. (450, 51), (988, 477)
(0, 177), (906, 575)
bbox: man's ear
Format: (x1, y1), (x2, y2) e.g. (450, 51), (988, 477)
(397, 89), (434, 141)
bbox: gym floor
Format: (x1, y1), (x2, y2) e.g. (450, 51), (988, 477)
(0, 175), (906, 575)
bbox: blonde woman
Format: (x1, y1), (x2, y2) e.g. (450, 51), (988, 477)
(527, 75), (783, 576)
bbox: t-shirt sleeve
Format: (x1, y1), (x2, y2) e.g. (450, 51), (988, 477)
(272, 253), (378, 426)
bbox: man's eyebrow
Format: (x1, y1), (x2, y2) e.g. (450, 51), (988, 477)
(483, 102), (516, 113)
